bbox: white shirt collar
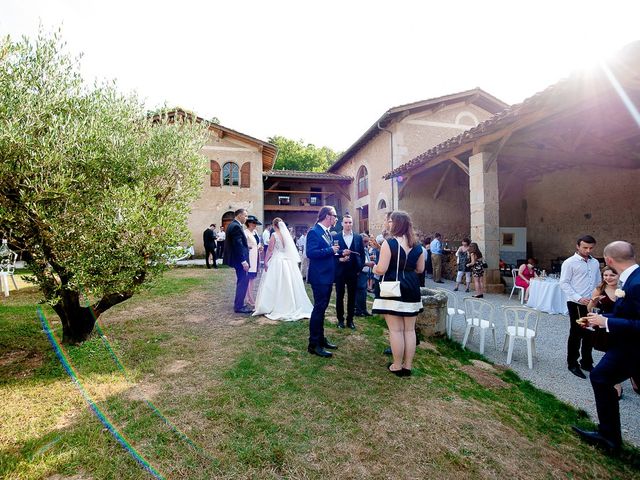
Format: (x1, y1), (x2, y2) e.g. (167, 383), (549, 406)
(619, 264), (639, 286)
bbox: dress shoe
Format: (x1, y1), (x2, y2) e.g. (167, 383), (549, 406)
(453, 287), (459, 291)
(435, 280), (444, 284)
(337, 321), (345, 329)
(571, 426), (620, 453)
(465, 288), (470, 293)
(347, 322), (356, 330)
(568, 365), (587, 379)
(580, 364), (594, 372)
(322, 339), (337, 349)
(308, 345), (332, 358)
(235, 307), (254, 314)
(472, 294), (484, 298)
(387, 363), (403, 377)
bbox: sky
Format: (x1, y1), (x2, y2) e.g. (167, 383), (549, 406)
(2, 0), (640, 152)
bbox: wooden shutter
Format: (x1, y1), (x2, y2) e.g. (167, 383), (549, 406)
(210, 160), (221, 187)
(240, 162), (251, 188)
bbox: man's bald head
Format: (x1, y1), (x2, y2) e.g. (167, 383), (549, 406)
(603, 241), (635, 263)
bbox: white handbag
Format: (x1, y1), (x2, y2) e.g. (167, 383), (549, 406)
(379, 239), (403, 298)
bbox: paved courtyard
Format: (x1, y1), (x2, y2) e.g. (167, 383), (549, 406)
(423, 277), (640, 448)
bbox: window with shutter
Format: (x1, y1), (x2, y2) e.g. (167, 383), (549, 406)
(240, 162), (251, 188)
(210, 160), (221, 187)
(222, 162), (239, 186)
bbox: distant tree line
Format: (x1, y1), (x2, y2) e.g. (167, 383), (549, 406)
(268, 136), (341, 172)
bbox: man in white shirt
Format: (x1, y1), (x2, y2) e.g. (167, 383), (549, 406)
(573, 240), (640, 453)
(262, 226), (271, 257)
(560, 235), (601, 379)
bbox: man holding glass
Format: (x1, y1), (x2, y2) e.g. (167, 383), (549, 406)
(573, 240), (640, 453)
(306, 206), (340, 357)
(560, 235), (601, 379)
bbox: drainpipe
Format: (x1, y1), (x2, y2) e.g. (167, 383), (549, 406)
(377, 119), (394, 210)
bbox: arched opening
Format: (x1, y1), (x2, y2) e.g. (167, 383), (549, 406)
(357, 165), (368, 198)
(377, 199), (387, 210)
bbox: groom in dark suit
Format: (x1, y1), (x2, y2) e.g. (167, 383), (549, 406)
(223, 208), (252, 314)
(573, 240), (640, 453)
(334, 214), (365, 329)
(306, 206), (340, 357)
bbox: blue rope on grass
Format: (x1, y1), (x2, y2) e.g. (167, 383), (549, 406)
(37, 307), (165, 480)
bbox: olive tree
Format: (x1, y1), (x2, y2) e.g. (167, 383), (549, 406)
(0, 31), (208, 343)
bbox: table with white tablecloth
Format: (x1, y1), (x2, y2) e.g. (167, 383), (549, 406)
(526, 278), (568, 315)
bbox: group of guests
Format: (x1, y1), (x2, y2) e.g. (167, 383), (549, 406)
(553, 235), (640, 456)
(217, 209), (640, 453)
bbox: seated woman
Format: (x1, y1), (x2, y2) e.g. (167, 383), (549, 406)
(515, 258), (538, 302)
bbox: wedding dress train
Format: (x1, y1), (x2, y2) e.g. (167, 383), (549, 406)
(253, 225), (313, 321)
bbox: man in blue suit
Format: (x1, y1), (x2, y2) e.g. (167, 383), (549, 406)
(223, 208), (252, 314)
(334, 214), (365, 329)
(573, 240), (640, 453)
(306, 206), (340, 357)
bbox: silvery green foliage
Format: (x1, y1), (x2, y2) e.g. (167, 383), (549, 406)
(0, 30), (207, 313)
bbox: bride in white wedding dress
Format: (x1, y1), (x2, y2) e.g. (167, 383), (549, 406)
(253, 218), (313, 321)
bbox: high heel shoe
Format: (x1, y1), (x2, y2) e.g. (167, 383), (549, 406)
(401, 368), (412, 377)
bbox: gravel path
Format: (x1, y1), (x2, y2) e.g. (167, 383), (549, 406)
(425, 277), (640, 448)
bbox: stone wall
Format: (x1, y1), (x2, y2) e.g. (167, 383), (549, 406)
(524, 166), (640, 268)
(188, 132), (264, 255)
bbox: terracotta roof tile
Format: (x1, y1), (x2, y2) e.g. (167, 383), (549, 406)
(264, 170), (353, 181)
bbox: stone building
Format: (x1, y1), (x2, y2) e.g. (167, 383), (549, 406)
(384, 41), (640, 292)
(188, 120), (277, 255)
(327, 88), (508, 234)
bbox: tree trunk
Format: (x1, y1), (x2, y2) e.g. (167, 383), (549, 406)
(52, 290), (97, 344)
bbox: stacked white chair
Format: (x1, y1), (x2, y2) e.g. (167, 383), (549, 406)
(461, 297), (497, 355)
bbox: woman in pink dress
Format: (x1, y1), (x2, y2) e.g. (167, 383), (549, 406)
(515, 258), (538, 302)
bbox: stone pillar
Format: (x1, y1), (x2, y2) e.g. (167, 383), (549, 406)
(469, 151), (504, 293)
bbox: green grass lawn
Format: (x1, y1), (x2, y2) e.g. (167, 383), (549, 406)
(1, 268), (639, 479)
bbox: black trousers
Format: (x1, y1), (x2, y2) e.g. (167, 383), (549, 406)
(590, 346), (640, 445)
(335, 273), (357, 325)
(204, 245), (217, 269)
(309, 283), (332, 347)
(216, 241), (225, 260)
(566, 301), (594, 368)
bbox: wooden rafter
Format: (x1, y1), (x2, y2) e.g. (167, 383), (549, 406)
(265, 181), (281, 191)
(484, 130), (512, 173)
(333, 184), (351, 202)
(433, 164), (452, 200)
(449, 155), (469, 176)
(398, 173), (413, 200)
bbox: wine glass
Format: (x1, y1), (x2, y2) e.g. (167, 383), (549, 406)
(333, 240), (340, 256)
(587, 307), (601, 331)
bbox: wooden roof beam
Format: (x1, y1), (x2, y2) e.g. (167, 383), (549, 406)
(450, 156), (469, 176)
(433, 164), (452, 200)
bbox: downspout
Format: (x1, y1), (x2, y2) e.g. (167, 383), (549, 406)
(377, 119), (394, 210)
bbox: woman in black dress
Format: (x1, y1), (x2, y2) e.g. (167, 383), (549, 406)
(372, 211), (425, 376)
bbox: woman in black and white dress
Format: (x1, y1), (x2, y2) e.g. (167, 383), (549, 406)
(372, 211), (425, 377)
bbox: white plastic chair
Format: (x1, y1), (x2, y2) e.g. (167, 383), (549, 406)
(509, 268), (525, 304)
(461, 297), (497, 355)
(0, 251), (18, 297)
(502, 306), (540, 369)
(432, 288), (465, 338)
